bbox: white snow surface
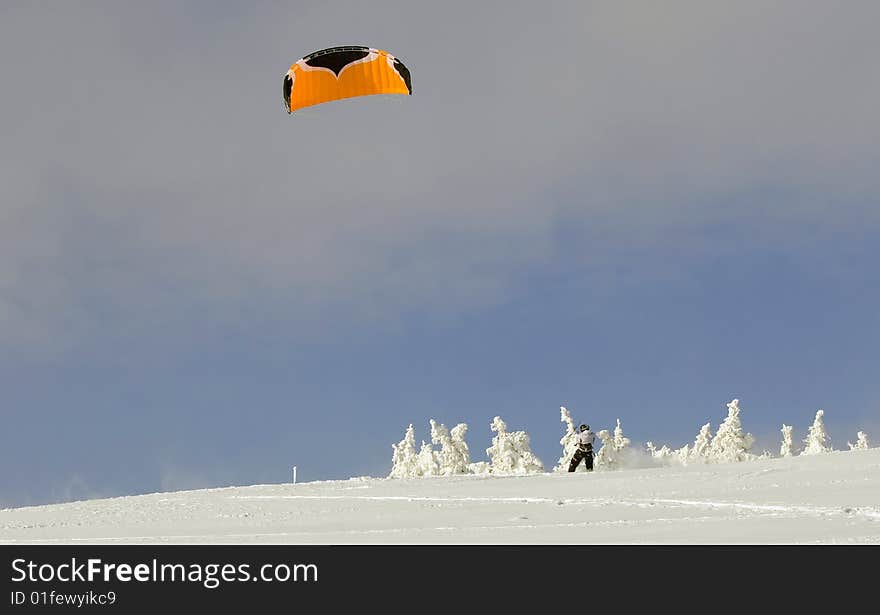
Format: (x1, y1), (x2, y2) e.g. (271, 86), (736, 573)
(2, 448), (879, 545)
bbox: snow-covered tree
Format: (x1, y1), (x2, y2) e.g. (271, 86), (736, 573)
(450, 423), (472, 471)
(802, 409), (832, 455)
(468, 461), (491, 474)
(594, 429), (612, 465)
(708, 399), (755, 463)
(416, 440), (439, 476)
(485, 416), (544, 474)
(389, 424), (420, 478)
(431, 419), (471, 475)
(429, 420), (451, 473)
(848, 431), (869, 451)
(780, 424), (795, 457)
(646, 442), (680, 465)
(674, 443), (691, 465)
(595, 418), (632, 470)
(555, 406), (581, 472)
(689, 423), (714, 464)
(391, 420), (473, 478)
(612, 418), (631, 450)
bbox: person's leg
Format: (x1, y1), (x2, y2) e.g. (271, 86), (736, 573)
(568, 449), (583, 472)
(585, 452), (593, 471)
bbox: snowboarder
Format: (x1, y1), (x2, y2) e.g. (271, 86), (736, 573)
(568, 424), (596, 472)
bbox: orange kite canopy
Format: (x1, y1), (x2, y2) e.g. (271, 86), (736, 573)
(283, 45), (412, 114)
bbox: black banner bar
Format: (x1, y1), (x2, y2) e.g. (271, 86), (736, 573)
(1, 545), (874, 611)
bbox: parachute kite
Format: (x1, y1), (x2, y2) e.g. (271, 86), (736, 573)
(282, 45), (412, 114)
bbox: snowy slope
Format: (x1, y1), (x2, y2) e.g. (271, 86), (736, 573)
(2, 448), (878, 544)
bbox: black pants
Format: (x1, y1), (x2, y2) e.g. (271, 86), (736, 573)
(568, 447), (593, 472)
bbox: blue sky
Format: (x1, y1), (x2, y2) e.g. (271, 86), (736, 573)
(2, 1), (878, 506)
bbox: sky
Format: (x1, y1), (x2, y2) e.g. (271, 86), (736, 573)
(1, 1), (879, 507)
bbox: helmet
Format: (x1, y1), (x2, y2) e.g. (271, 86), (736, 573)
(580, 424), (589, 432)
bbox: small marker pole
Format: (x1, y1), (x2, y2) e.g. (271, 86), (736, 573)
(293, 466), (297, 484)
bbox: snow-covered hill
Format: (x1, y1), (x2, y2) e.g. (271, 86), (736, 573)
(2, 448), (878, 544)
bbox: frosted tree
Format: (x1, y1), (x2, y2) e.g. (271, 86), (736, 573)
(708, 399), (755, 463)
(416, 440), (439, 476)
(389, 424), (420, 478)
(556, 406), (581, 472)
(468, 461), (491, 474)
(802, 409), (832, 455)
(450, 423), (472, 471)
(429, 420), (450, 468)
(504, 429), (544, 473)
(595, 419), (632, 470)
(486, 416), (517, 473)
(848, 431), (869, 451)
(391, 420), (473, 478)
(674, 444), (691, 465)
(594, 429), (613, 466)
(429, 420), (454, 475)
(689, 423), (714, 464)
(780, 424), (795, 457)
(646, 442), (679, 465)
(430, 419), (471, 475)
(485, 416), (544, 474)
